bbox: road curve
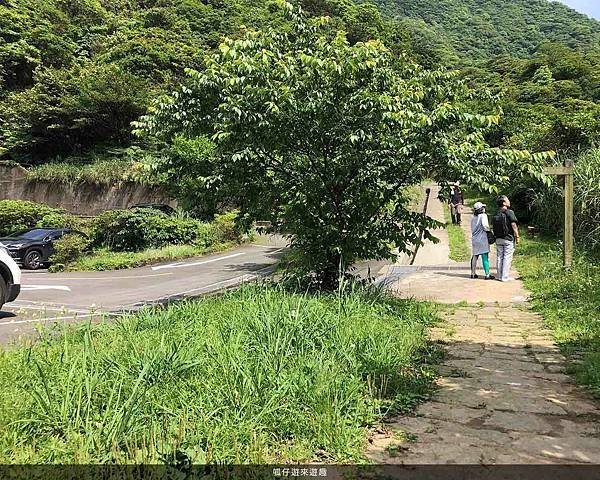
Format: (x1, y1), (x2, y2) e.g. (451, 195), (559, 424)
(0, 243), (286, 345)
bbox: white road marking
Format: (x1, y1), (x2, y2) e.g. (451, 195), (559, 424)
(151, 252), (246, 271)
(21, 285), (71, 292)
(24, 272), (173, 281)
(150, 263), (277, 301)
(5, 304), (92, 314)
(0, 315), (79, 326)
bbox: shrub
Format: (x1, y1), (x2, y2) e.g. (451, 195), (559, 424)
(49, 234), (91, 272)
(91, 208), (217, 252)
(213, 210), (242, 243)
(36, 212), (80, 230)
(193, 222), (219, 248)
(0, 200), (77, 236)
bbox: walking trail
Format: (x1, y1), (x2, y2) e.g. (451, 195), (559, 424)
(370, 186), (600, 464)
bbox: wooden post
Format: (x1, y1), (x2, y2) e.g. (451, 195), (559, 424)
(564, 159), (574, 268)
(543, 159), (574, 268)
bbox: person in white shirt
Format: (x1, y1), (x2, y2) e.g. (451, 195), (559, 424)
(470, 201), (495, 280)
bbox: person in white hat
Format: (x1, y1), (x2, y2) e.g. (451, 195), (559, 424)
(470, 201), (495, 280)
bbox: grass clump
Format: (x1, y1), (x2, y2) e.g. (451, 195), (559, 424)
(26, 158), (140, 186)
(515, 236), (600, 398)
(442, 202), (470, 262)
(0, 284), (439, 464)
(61, 242), (235, 272)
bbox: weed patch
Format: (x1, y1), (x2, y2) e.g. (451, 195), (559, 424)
(0, 284), (440, 463)
(442, 203), (470, 262)
(515, 236), (600, 398)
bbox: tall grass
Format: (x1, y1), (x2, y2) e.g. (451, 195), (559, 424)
(531, 149), (600, 252)
(27, 158), (139, 186)
(58, 242), (235, 272)
(442, 202), (470, 262)
(0, 284), (439, 464)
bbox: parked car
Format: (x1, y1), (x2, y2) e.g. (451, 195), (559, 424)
(0, 228), (88, 270)
(129, 203), (176, 216)
(0, 243), (21, 310)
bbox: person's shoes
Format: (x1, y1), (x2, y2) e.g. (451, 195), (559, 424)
(501, 277), (516, 282)
(485, 275), (496, 280)
(471, 274), (479, 279)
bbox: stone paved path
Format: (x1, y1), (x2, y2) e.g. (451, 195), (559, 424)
(369, 188), (600, 464)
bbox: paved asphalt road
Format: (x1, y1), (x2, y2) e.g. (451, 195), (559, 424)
(0, 243), (287, 344)
(0, 236), (395, 345)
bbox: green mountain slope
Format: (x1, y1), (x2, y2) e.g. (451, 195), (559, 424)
(372, 0), (600, 61)
(0, 0), (442, 163)
(2, 0), (599, 165)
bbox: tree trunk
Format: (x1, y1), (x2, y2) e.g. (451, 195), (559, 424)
(320, 251), (344, 291)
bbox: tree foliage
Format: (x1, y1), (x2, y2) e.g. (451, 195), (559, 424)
(1, 0), (447, 163)
(463, 43), (600, 153)
(137, 2), (552, 288)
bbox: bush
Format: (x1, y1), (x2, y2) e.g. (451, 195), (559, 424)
(36, 212), (80, 230)
(0, 200), (77, 236)
(49, 234), (90, 272)
(91, 208), (217, 252)
(213, 210), (242, 243)
(193, 222), (219, 248)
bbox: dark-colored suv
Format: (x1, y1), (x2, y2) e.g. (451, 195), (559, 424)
(0, 228), (88, 270)
(129, 203), (176, 216)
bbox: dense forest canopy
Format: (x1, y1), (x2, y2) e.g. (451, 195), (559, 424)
(373, 0), (600, 62)
(1, 0), (599, 166)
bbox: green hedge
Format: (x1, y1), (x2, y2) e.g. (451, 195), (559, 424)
(49, 234), (91, 272)
(90, 209), (241, 252)
(0, 200), (79, 236)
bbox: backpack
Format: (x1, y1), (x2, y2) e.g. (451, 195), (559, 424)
(492, 211), (511, 239)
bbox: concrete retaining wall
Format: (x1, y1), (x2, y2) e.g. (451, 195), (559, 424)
(0, 164), (175, 215)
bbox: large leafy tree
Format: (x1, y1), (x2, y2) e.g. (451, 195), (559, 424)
(137, 1), (551, 289)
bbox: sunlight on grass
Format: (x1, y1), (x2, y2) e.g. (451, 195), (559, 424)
(442, 202), (470, 262)
(515, 236), (600, 398)
(63, 242), (235, 271)
(26, 158), (140, 186)
(0, 284), (441, 464)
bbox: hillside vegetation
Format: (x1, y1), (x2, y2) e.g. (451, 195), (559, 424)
(2, 0), (600, 245)
(3, 0), (600, 168)
(0, 0), (438, 165)
(374, 0), (600, 62)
